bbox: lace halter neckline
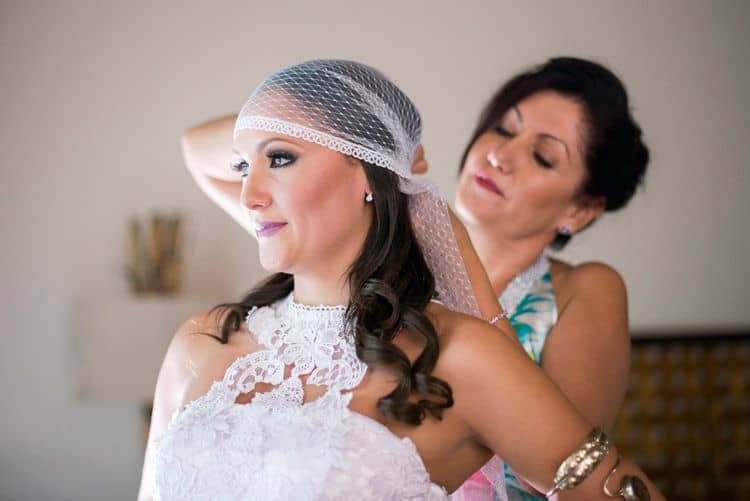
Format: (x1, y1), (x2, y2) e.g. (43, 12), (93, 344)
(154, 292), (451, 500)
(499, 254), (550, 314)
(223, 293), (366, 396)
(283, 292), (348, 332)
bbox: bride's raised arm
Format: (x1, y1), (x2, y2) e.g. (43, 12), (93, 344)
(180, 114), (251, 233)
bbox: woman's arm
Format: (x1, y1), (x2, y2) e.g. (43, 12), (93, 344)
(182, 114), (238, 181)
(137, 314), (219, 500)
(508, 263), (631, 496)
(447, 208), (522, 349)
(410, 148), (518, 346)
(137, 325), (192, 500)
(543, 262), (630, 432)
(441, 317), (663, 500)
(180, 114), (254, 233)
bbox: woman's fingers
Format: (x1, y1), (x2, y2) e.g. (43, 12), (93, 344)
(411, 145), (429, 174)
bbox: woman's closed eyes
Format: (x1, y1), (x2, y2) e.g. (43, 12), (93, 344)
(491, 125), (555, 169)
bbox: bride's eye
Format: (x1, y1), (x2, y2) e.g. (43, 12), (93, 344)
(230, 159), (250, 177)
(267, 151), (297, 168)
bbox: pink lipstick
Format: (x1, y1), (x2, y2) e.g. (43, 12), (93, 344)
(474, 173), (504, 197)
(255, 222), (287, 237)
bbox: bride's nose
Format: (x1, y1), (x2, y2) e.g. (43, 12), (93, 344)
(241, 166), (272, 211)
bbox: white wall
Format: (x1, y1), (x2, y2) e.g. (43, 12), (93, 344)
(1, 1), (747, 499)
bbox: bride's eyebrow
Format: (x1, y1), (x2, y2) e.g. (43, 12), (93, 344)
(259, 137), (305, 152)
(233, 137), (304, 158)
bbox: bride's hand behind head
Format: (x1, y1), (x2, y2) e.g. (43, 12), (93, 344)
(411, 144), (428, 175)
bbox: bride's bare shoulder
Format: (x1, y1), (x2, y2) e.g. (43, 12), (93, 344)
(170, 309), (231, 361)
(162, 309), (250, 401)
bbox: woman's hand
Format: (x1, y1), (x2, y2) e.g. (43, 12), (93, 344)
(411, 145), (428, 174)
(412, 145), (519, 347)
(445, 205), (521, 349)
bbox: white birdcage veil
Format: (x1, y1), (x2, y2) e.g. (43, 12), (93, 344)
(234, 59), (478, 317)
(235, 58), (507, 500)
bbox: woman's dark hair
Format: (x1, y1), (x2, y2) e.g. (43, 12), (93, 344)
(459, 57), (650, 249)
(206, 61), (451, 426)
(209, 164), (450, 425)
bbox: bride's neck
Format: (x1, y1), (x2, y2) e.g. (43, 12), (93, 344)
(292, 272), (350, 307)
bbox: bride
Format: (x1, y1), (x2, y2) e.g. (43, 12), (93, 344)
(138, 59), (662, 500)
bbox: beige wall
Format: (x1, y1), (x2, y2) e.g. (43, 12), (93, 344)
(1, 1), (748, 499)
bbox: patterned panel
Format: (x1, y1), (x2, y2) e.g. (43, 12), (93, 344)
(613, 334), (750, 500)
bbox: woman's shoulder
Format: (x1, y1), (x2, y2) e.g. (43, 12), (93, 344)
(549, 258), (626, 300)
(163, 309), (251, 404)
(170, 310), (233, 362)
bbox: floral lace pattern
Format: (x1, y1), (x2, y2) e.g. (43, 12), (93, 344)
(154, 294), (448, 500)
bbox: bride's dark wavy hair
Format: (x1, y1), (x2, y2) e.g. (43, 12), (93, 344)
(208, 60), (452, 425)
(210, 163), (450, 425)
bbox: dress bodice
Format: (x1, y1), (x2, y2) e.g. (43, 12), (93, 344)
(153, 294), (448, 500)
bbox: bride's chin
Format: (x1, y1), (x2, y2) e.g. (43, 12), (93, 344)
(258, 253), (289, 274)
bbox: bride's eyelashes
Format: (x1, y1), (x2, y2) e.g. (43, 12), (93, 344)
(230, 159), (250, 177)
(230, 151), (296, 178)
(266, 150), (297, 168)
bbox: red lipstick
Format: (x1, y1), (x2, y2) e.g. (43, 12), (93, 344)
(474, 173), (504, 197)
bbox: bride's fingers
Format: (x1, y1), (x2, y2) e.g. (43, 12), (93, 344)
(411, 145), (429, 174)
(412, 159), (428, 174)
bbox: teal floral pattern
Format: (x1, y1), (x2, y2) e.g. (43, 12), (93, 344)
(504, 271), (557, 501)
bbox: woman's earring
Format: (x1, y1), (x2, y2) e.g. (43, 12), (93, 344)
(558, 224), (573, 236)
(365, 192), (374, 203)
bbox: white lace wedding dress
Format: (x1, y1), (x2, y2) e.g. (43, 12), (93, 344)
(153, 294), (449, 500)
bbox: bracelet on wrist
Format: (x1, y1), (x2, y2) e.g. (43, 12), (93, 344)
(545, 427), (610, 497)
(488, 310), (509, 325)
